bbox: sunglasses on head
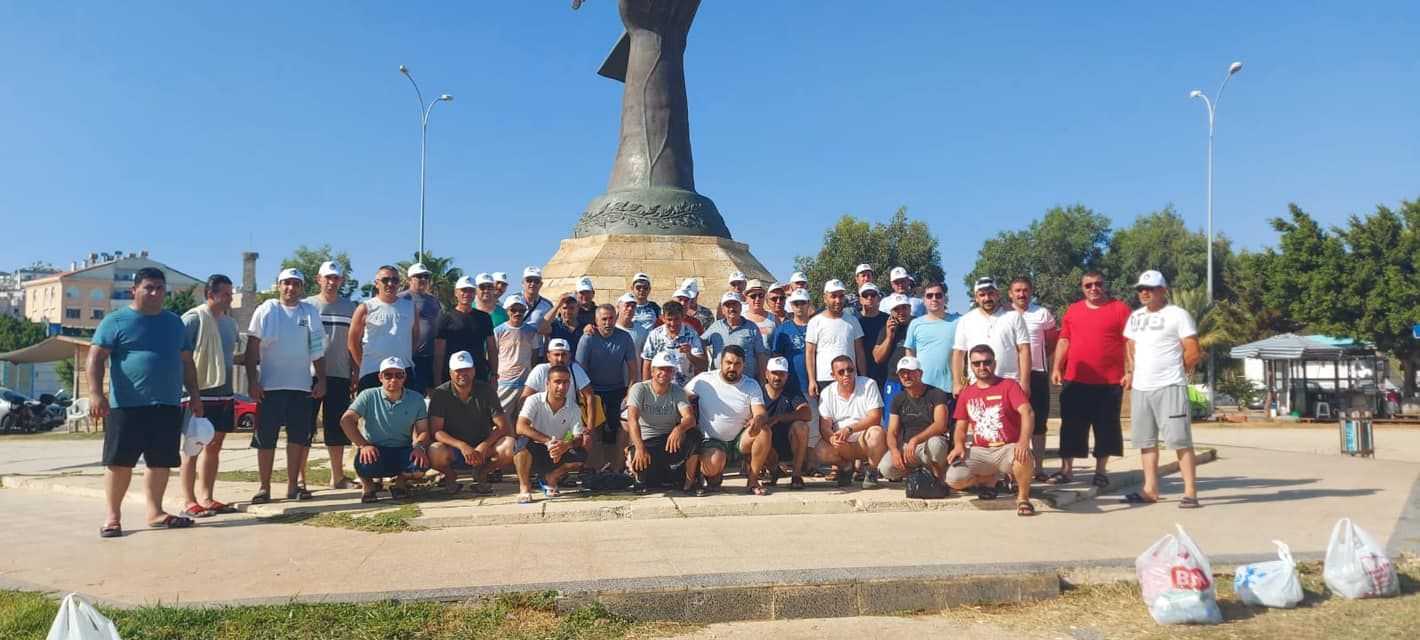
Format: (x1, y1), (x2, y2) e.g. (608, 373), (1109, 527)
(382, 371), (407, 380)
(970, 359), (995, 368)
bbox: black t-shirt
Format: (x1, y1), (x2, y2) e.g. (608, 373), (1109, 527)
(857, 312), (889, 385)
(891, 384), (949, 441)
(427, 381), (502, 445)
(436, 308), (495, 381)
(763, 388), (807, 420)
(875, 317), (912, 382)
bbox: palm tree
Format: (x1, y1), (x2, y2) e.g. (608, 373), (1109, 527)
(396, 252), (463, 310)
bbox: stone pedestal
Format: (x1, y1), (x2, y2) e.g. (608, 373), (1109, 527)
(541, 234), (776, 302)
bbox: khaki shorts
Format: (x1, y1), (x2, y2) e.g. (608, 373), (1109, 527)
(945, 443), (1021, 485)
(878, 435), (950, 481)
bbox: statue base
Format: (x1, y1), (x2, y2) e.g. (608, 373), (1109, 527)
(541, 234), (775, 303)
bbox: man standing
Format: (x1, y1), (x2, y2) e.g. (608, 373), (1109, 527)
(878, 357), (952, 483)
(742, 279), (778, 347)
(641, 301), (706, 385)
(349, 265), (417, 392)
(1122, 270), (1202, 508)
(628, 272), (660, 353)
(771, 288), (815, 398)
(874, 293), (915, 416)
(805, 279), (865, 399)
(90, 267), (204, 537)
(491, 272), (510, 299)
(539, 294), (585, 356)
(687, 346), (771, 495)
(905, 283), (958, 400)
(1050, 271), (1130, 487)
(339, 356), (431, 503)
(766, 282), (790, 324)
(574, 277), (598, 329)
(625, 352), (701, 494)
(814, 355), (887, 488)
(762, 356), (811, 489)
(1008, 277), (1058, 481)
(435, 274), (497, 389)
(788, 271), (809, 294)
(669, 289), (704, 334)
(513, 366), (590, 503)
(947, 345), (1037, 516)
(246, 268), (326, 504)
(951, 277), (1030, 400)
(701, 292), (767, 379)
(888, 267), (926, 317)
(493, 294), (541, 421)
(428, 351), (514, 494)
(481, 272), (509, 327)
(519, 267), (555, 360)
(399, 262), (441, 395)
(679, 278), (714, 330)
(179, 274), (239, 518)
(306, 262), (359, 490)
(854, 283), (888, 388)
(847, 263), (874, 314)
(726, 271), (748, 297)
(576, 304), (640, 471)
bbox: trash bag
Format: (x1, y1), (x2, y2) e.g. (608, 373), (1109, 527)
(1323, 517), (1398, 599)
(182, 415), (215, 457)
(1234, 540), (1303, 608)
(904, 466), (948, 499)
(1135, 524), (1222, 625)
(46, 593), (122, 640)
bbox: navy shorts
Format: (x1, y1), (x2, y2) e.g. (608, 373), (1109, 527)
(103, 405), (183, 468)
(251, 390), (314, 450)
(312, 377), (352, 446)
(514, 436), (587, 474)
(354, 445), (427, 478)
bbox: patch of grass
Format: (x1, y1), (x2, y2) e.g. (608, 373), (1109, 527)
(0, 590), (688, 640)
(216, 465), (339, 486)
(264, 502), (425, 533)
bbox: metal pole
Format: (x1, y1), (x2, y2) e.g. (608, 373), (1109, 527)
(1191, 61), (1241, 419)
(418, 112), (428, 259)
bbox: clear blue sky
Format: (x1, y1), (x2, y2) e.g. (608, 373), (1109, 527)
(3, 2), (1417, 312)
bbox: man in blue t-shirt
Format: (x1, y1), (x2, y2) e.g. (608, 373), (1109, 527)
(770, 288), (815, 396)
(89, 267), (204, 538)
(905, 282), (960, 396)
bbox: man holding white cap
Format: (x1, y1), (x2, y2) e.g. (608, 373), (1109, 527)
(493, 294), (546, 421)
(1121, 270), (1202, 508)
(788, 271), (810, 293)
(349, 265), (417, 393)
(873, 293), (915, 417)
(814, 354), (887, 488)
(339, 356), (430, 503)
(539, 292), (585, 356)
(762, 356), (811, 489)
(428, 350), (514, 494)
(179, 273), (240, 517)
(641, 300), (706, 385)
(625, 351), (701, 494)
(771, 288), (815, 397)
(521, 338), (594, 407)
(246, 268), (327, 503)
(305, 261), (359, 491)
(628, 273), (660, 353)
(741, 279), (778, 347)
(519, 266), (555, 360)
(879, 356), (951, 483)
(435, 275), (497, 391)
(687, 345), (771, 495)
(576, 303), (640, 471)
(398, 262), (442, 395)
(701, 292), (767, 379)
(951, 277), (1031, 399)
(888, 267), (926, 317)
(805, 279), (865, 399)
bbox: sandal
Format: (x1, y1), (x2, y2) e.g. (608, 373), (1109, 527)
(389, 485), (412, 499)
(1178, 496), (1201, 509)
(331, 478), (357, 490)
(149, 514), (195, 529)
(538, 479), (561, 498)
(1032, 471), (1050, 483)
(1044, 472), (1074, 485)
(790, 476), (805, 490)
(250, 490), (271, 505)
(360, 491), (379, 504)
(1017, 501), (1038, 517)
(181, 504), (212, 518)
(287, 485), (314, 501)
(747, 485), (768, 496)
(1119, 492), (1157, 505)
(467, 482), (494, 495)
(99, 523), (123, 538)
(204, 500), (237, 514)
(439, 481), (462, 495)
(1091, 473), (1110, 489)
(516, 492), (534, 504)
(977, 484), (999, 501)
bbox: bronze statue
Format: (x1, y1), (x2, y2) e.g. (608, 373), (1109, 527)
(572, 0), (731, 238)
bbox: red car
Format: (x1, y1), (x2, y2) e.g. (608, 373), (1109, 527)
(182, 395), (258, 432)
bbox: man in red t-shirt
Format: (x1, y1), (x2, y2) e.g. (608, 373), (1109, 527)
(947, 344), (1037, 516)
(1047, 271), (1131, 488)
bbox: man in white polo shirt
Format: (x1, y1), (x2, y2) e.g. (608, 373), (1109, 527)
(1122, 270), (1202, 508)
(805, 279), (865, 399)
(951, 277), (1031, 399)
(687, 345), (771, 495)
(815, 354), (887, 488)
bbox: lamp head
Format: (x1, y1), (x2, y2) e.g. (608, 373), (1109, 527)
(440, 94), (454, 101)
(1229, 61), (1243, 74)
(1189, 90), (1204, 98)
(399, 65), (410, 74)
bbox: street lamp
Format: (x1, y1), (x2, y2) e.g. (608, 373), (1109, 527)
(399, 65), (454, 260)
(1189, 59), (1242, 416)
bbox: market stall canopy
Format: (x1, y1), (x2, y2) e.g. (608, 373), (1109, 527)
(0, 336), (89, 364)
(1229, 333), (1344, 361)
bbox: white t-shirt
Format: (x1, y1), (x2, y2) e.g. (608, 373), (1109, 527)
(805, 313), (863, 381)
(817, 376), (884, 430)
(518, 391), (583, 440)
(524, 362), (591, 394)
(1123, 304), (1197, 391)
(1014, 304), (1057, 373)
(952, 307), (1030, 382)
(686, 371), (764, 441)
(248, 300), (323, 392)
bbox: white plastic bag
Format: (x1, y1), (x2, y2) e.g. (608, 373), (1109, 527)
(1135, 524), (1222, 625)
(1234, 540), (1303, 608)
(1323, 517), (1398, 599)
(46, 593), (122, 640)
(182, 415), (215, 457)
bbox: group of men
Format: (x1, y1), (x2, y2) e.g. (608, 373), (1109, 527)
(89, 260), (1203, 537)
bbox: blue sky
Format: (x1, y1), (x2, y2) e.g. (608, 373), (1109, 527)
(2, 2), (1417, 312)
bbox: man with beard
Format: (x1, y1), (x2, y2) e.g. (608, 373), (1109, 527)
(761, 356), (811, 489)
(947, 344), (1037, 516)
(878, 357), (951, 483)
(814, 355), (887, 488)
(1049, 271), (1130, 488)
(805, 280), (865, 399)
(951, 277), (1030, 397)
(687, 346), (771, 495)
(577, 304), (640, 471)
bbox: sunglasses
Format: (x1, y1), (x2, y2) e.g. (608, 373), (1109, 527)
(835, 367), (855, 375)
(381, 371), (407, 380)
(860, 291), (879, 298)
(1136, 286), (1158, 293)
(747, 292), (765, 299)
(411, 274), (431, 280)
(1083, 282), (1105, 289)
(633, 285), (650, 291)
(525, 279), (542, 285)
(768, 296), (785, 302)
(970, 359), (995, 368)
(378, 277), (400, 285)
(924, 292), (944, 299)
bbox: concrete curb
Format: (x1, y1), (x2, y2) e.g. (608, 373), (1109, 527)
(1042, 448), (1219, 508)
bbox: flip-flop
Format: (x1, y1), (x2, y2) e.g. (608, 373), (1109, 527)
(538, 479), (561, 498)
(203, 500), (237, 514)
(1017, 501), (1038, 517)
(746, 485), (768, 496)
(99, 523), (123, 538)
(149, 514), (195, 529)
(1178, 496), (1202, 509)
(360, 492), (379, 504)
(516, 493), (534, 504)
(331, 478), (357, 490)
(1119, 492), (1157, 505)
(790, 476), (805, 490)
(1032, 471), (1050, 483)
(250, 490), (271, 505)
(1092, 473), (1110, 489)
(181, 504), (212, 518)
(1044, 472), (1074, 485)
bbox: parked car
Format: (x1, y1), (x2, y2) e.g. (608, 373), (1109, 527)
(181, 394), (258, 432)
(0, 388), (24, 431)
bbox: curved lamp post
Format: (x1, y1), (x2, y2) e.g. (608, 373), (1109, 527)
(399, 65), (453, 259)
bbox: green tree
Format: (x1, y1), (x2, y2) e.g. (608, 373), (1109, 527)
(55, 357), (75, 393)
(0, 314), (47, 353)
(793, 207), (944, 299)
(1103, 205), (1236, 302)
(278, 245), (361, 297)
(162, 289), (198, 316)
(396, 251), (463, 311)
(966, 204), (1111, 312)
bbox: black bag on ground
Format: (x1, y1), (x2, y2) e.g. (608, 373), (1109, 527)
(905, 467), (948, 499)
(580, 471), (634, 491)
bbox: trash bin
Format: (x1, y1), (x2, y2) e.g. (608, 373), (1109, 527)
(1339, 410), (1375, 458)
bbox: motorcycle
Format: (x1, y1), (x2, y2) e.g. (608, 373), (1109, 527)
(2, 392), (66, 433)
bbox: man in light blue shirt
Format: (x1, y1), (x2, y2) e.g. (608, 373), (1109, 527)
(905, 282), (960, 396)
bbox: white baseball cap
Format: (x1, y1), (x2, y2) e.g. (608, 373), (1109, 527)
(672, 288), (692, 300)
(790, 271), (809, 284)
(651, 351), (680, 369)
(522, 266), (542, 280)
(1136, 270), (1167, 288)
(973, 276), (998, 292)
(407, 263), (431, 277)
(502, 294), (528, 310)
(767, 281), (787, 293)
(787, 289), (812, 304)
(679, 277), (699, 294)
(896, 356), (922, 372)
(454, 275), (476, 290)
(317, 261), (344, 277)
(548, 338), (571, 352)
(632, 272), (652, 285)
(721, 291), (745, 305)
(474, 272), (495, 286)
(823, 279), (847, 294)
(889, 267), (910, 282)
(491, 272), (509, 284)
(728, 271), (747, 284)
(885, 293), (912, 309)
(379, 356), (408, 372)
(277, 267), (305, 283)
(855, 263), (874, 276)
(448, 351), (476, 371)
(858, 282), (880, 295)
(575, 277), (595, 293)
(617, 292), (637, 305)
(766, 356), (790, 373)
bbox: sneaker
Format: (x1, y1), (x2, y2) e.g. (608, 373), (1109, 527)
(861, 470), (880, 490)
